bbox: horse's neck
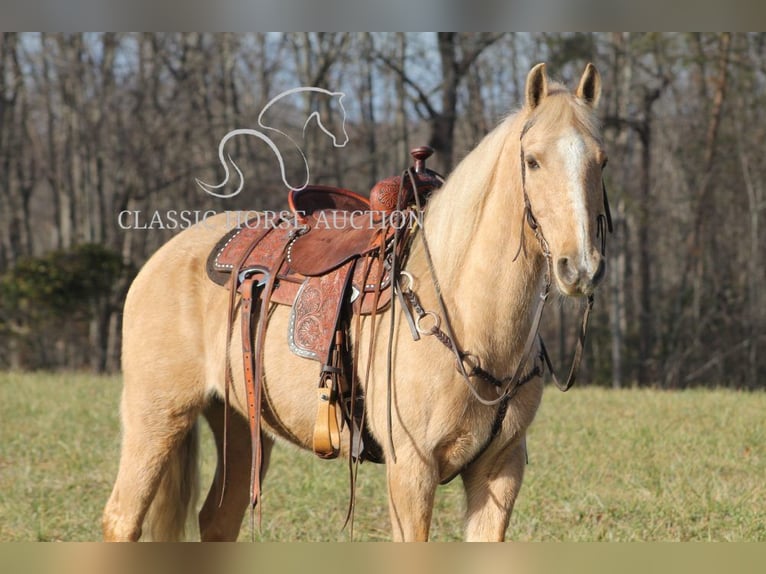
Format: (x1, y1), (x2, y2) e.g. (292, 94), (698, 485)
(415, 121), (544, 374)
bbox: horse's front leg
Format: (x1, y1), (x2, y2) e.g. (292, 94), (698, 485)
(460, 436), (527, 541)
(386, 453), (439, 541)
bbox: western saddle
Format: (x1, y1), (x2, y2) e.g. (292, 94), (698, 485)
(206, 146), (442, 507)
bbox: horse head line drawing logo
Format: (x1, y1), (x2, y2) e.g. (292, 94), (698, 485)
(196, 87), (349, 198)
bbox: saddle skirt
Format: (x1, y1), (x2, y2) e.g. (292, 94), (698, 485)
(206, 203), (395, 322)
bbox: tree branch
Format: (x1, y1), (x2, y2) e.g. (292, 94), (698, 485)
(374, 49), (439, 119)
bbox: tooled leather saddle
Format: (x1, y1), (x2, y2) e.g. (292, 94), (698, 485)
(206, 147), (441, 504)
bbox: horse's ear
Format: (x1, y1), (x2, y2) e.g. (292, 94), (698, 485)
(576, 63), (601, 109)
(525, 63), (548, 110)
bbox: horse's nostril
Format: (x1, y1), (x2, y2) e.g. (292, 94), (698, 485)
(556, 257), (578, 287)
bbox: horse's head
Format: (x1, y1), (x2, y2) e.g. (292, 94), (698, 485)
(519, 63), (608, 297)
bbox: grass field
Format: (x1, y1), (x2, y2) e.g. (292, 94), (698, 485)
(0, 372), (764, 542)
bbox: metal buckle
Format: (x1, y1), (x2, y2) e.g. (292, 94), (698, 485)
(398, 270), (414, 293)
(238, 268), (269, 287)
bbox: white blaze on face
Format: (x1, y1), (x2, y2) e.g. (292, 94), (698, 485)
(557, 129), (589, 265)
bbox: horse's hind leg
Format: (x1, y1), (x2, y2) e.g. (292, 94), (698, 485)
(198, 397), (274, 541)
(460, 436), (527, 541)
(102, 376), (203, 542)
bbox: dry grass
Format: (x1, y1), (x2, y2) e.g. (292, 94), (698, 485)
(0, 372), (763, 541)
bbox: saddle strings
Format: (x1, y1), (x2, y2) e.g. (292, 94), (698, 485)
(340, 176), (433, 536)
(342, 234), (386, 537)
(342, 256), (372, 537)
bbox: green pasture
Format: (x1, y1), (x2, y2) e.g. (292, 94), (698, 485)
(0, 372), (763, 541)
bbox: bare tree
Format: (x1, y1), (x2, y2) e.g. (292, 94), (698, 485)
(376, 32), (504, 173)
(1, 32), (764, 382)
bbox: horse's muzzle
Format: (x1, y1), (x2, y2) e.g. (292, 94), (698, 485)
(555, 252), (605, 296)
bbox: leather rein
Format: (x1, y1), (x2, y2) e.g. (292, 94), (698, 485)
(395, 135), (612, 479)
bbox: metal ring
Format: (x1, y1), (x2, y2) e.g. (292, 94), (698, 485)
(415, 311), (440, 335)
(399, 270), (414, 292)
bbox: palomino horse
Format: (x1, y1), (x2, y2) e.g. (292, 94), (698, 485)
(103, 62), (608, 541)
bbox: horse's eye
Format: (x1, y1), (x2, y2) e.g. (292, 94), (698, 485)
(601, 157), (608, 170)
(526, 158), (540, 171)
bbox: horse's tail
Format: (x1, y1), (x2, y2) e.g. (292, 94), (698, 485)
(144, 421), (200, 541)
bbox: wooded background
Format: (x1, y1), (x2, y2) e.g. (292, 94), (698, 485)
(0, 32), (763, 389)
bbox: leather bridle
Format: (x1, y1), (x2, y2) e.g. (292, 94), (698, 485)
(394, 134), (612, 481)
(400, 147), (611, 395)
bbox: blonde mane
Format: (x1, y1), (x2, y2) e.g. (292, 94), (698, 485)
(424, 113), (522, 282)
